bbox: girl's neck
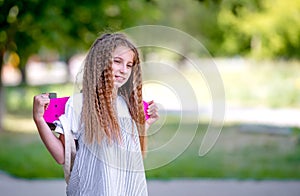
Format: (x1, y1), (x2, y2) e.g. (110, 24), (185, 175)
(112, 88), (118, 99)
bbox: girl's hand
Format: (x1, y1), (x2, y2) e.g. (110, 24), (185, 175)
(33, 93), (50, 122)
(145, 100), (159, 130)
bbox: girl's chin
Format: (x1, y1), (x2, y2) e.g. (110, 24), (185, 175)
(114, 79), (129, 88)
(114, 82), (124, 88)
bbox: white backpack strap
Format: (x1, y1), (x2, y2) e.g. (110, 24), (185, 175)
(59, 115), (76, 184)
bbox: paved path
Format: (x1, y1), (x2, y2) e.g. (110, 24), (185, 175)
(1, 172), (300, 196)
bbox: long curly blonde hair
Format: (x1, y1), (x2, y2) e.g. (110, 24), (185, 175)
(81, 33), (146, 154)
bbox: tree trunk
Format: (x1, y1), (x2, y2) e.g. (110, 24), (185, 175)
(19, 58), (27, 85)
(0, 49), (5, 132)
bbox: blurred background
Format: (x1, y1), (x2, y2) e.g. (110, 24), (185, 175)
(0, 0), (300, 182)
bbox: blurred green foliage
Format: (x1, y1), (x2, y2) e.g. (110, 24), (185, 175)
(0, 0), (159, 73)
(1, 0), (299, 71)
(218, 0), (300, 59)
(0, 0), (299, 90)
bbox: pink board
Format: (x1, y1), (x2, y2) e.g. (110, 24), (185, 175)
(143, 101), (150, 120)
(43, 97), (70, 123)
(43, 97), (149, 123)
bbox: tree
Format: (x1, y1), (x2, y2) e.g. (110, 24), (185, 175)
(0, 0), (159, 131)
(217, 0), (300, 58)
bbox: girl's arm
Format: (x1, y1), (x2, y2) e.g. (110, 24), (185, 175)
(145, 100), (159, 131)
(33, 94), (65, 164)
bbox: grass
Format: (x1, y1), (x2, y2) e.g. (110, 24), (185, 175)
(0, 131), (63, 179)
(145, 123), (300, 180)
(0, 116), (299, 180)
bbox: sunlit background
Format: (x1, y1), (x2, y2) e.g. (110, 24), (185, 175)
(0, 0), (300, 188)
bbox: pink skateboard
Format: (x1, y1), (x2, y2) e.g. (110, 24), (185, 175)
(43, 96), (149, 126)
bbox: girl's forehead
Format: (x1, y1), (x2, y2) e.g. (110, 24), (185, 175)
(113, 46), (135, 58)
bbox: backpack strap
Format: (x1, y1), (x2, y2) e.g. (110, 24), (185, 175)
(59, 114), (76, 184)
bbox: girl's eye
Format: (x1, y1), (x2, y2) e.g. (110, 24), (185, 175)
(127, 64), (133, 68)
(114, 59), (121, 64)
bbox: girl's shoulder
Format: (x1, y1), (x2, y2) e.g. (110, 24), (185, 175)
(65, 93), (83, 115)
(67, 93), (83, 107)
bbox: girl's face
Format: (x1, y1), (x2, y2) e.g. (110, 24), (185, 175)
(112, 46), (135, 89)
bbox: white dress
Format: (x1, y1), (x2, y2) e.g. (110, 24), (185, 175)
(55, 95), (148, 196)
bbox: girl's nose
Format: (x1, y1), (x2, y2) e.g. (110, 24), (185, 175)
(120, 63), (128, 73)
